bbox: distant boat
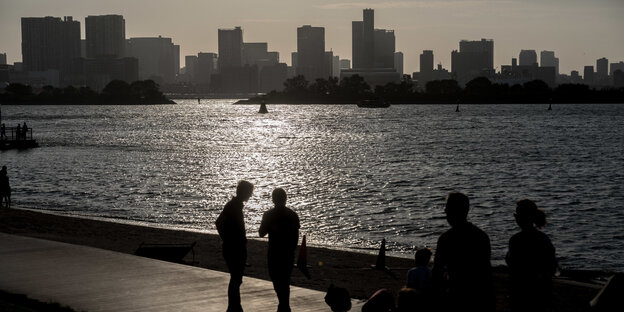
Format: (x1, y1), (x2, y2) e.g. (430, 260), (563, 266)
(258, 102), (269, 114)
(357, 99), (390, 108)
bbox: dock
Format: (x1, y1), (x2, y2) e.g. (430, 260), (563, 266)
(0, 233), (365, 311)
(0, 126), (38, 150)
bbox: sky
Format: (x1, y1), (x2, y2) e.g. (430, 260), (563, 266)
(1, 0), (623, 75)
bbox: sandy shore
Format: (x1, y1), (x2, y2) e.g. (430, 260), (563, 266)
(0, 208), (604, 311)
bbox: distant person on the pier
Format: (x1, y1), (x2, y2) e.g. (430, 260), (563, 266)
(1, 123), (6, 140)
(259, 188), (300, 312)
(0, 166), (10, 209)
(406, 247), (432, 297)
(216, 180), (254, 312)
(22, 122), (28, 140)
(15, 124), (21, 140)
(506, 199), (557, 312)
(431, 192), (494, 312)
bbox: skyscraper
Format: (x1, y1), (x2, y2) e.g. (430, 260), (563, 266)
(21, 16), (80, 74)
(374, 29), (395, 69)
(540, 51), (559, 74)
(519, 50), (537, 67)
(352, 9), (375, 69)
(394, 52), (403, 76)
(596, 57), (608, 77)
(85, 15), (126, 58)
(0, 53), (7, 65)
(584, 66), (594, 84)
(218, 27), (243, 70)
(451, 39), (494, 84)
(296, 25), (327, 81)
(420, 50), (434, 73)
(126, 36), (178, 83)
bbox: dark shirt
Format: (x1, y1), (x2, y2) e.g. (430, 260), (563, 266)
(432, 222), (494, 311)
(507, 228), (556, 284)
(259, 205), (300, 256)
(216, 197), (247, 247)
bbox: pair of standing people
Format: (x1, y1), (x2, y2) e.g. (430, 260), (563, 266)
(432, 192), (556, 312)
(215, 181), (300, 312)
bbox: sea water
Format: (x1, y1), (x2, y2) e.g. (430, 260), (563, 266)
(1, 101), (623, 272)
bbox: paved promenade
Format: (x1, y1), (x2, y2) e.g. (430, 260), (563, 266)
(0, 233), (364, 311)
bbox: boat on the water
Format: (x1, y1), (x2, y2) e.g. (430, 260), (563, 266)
(357, 99), (390, 108)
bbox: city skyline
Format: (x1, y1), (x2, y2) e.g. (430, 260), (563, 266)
(1, 0), (623, 75)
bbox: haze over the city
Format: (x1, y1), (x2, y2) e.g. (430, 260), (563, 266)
(1, 0), (623, 75)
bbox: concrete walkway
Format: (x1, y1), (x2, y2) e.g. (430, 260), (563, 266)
(0, 233), (364, 311)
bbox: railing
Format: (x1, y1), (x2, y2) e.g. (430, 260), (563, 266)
(0, 127), (34, 141)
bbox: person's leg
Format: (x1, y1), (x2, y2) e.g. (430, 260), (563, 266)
(224, 248), (246, 312)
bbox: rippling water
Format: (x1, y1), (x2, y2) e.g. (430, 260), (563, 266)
(2, 101), (623, 272)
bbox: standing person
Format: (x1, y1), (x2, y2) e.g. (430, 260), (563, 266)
(506, 199), (557, 312)
(431, 192), (494, 312)
(259, 188), (300, 312)
(216, 180), (254, 312)
(15, 124), (20, 140)
(0, 166), (10, 208)
(22, 122), (28, 140)
(1, 123), (6, 140)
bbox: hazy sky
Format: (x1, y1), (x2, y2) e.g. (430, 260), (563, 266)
(1, 0), (623, 75)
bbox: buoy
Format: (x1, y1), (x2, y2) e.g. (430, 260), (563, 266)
(548, 103), (552, 111)
(372, 239), (388, 271)
(297, 235), (311, 279)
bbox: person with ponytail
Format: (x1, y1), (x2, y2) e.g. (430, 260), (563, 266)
(506, 199), (557, 312)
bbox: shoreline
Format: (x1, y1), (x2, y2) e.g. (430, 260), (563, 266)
(0, 207), (605, 311)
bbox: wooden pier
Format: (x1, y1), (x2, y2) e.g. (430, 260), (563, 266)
(0, 126), (38, 150)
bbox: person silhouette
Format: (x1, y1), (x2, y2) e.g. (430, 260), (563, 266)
(506, 199), (557, 312)
(406, 248), (432, 291)
(22, 122), (28, 140)
(216, 180), (254, 312)
(15, 124), (21, 141)
(431, 192), (494, 312)
(0, 166), (10, 209)
(259, 188), (300, 312)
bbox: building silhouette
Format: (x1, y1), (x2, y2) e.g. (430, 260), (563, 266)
(0, 53), (6, 65)
(451, 39), (494, 85)
(343, 9), (400, 87)
(584, 65), (594, 84)
(218, 27), (243, 70)
(611, 62), (624, 76)
(519, 50), (537, 67)
(127, 36), (179, 83)
(297, 25), (328, 81)
(20, 16), (80, 85)
(394, 52), (404, 76)
(196, 52), (217, 89)
(85, 15), (125, 58)
(415, 50), (451, 89)
(540, 51), (559, 75)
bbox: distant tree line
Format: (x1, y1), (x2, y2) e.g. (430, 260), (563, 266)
(239, 75), (624, 104)
(0, 80), (175, 104)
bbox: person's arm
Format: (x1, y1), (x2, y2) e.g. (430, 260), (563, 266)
(258, 211), (269, 237)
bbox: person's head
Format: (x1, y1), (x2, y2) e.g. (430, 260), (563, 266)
(272, 188), (287, 207)
(444, 192), (470, 227)
(514, 199), (546, 229)
(235, 180), (254, 202)
(414, 248), (432, 267)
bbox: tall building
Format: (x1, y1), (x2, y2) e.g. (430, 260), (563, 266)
(374, 29), (395, 69)
(540, 51), (559, 74)
(611, 61), (624, 76)
(0, 53), (6, 65)
(340, 59), (351, 70)
(184, 55), (198, 81)
(352, 9), (375, 69)
(596, 57), (608, 77)
(218, 27), (243, 70)
(394, 52), (403, 76)
(21, 16), (80, 76)
(126, 36), (178, 83)
(85, 15), (125, 58)
(519, 50), (537, 66)
(584, 66), (594, 84)
(196, 52), (217, 86)
(451, 39), (494, 84)
(297, 25), (327, 81)
(420, 50), (434, 73)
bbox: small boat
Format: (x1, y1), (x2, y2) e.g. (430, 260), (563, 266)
(357, 99), (390, 108)
(258, 102), (268, 114)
